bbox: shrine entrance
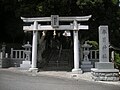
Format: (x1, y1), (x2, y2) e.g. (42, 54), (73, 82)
(42, 35), (73, 71)
(21, 15), (91, 73)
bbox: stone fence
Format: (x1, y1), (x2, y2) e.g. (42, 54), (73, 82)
(81, 50), (99, 67)
(9, 48), (26, 67)
(0, 48), (27, 67)
(10, 48), (25, 59)
(89, 50), (99, 60)
(0, 47), (99, 68)
(0, 52), (10, 68)
(10, 49), (99, 61)
(10, 48), (99, 67)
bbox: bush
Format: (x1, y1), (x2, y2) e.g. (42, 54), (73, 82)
(87, 40), (98, 49)
(114, 52), (120, 70)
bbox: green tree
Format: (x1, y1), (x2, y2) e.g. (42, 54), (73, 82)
(0, 0), (120, 47)
(0, 0), (24, 43)
(77, 0), (120, 48)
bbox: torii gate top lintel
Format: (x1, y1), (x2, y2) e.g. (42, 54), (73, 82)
(21, 15), (92, 31)
(21, 15), (91, 22)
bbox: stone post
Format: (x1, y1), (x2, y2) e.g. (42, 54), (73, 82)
(111, 51), (114, 62)
(1, 43), (6, 58)
(72, 20), (82, 73)
(29, 21), (38, 72)
(10, 48), (13, 59)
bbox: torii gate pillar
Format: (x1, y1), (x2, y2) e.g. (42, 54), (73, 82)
(29, 21), (38, 72)
(72, 31), (82, 73)
(72, 20), (82, 73)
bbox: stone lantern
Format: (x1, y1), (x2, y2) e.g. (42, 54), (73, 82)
(20, 41), (31, 69)
(81, 41), (93, 72)
(22, 41), (31, 61)
(82, 41), (92, 61)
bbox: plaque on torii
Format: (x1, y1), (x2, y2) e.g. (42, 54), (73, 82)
(51, 15), (59, 28)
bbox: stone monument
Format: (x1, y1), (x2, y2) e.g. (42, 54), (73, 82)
(91, 25), (119, 81)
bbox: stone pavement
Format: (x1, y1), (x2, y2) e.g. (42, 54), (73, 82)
(1, 67), (120, 86)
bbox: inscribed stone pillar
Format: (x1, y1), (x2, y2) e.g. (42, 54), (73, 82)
(91, 25), (119, 81)
(96, 25), (114, 69)
(99, 26), (109, 62)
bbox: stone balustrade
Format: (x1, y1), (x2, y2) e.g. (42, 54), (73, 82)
(10, 48), (25, 59)
(89, 50), (99, 60)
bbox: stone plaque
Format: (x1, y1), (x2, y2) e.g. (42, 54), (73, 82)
(99, 26), (109, 62)
(51, 15), (59, 28)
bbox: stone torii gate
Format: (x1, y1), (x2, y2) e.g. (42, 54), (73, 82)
(21, 15), (91, 73)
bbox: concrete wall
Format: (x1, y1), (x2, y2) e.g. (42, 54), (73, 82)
(0, 58), (10, 68)
(0, 58), (25, 68)
(10, 59), (25, 67)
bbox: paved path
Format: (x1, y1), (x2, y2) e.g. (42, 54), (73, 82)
(0, 68), (120, 90)
(0, 69), (120, 90)
(6, 68), (120, 85)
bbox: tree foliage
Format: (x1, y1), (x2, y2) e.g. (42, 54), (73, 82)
(77, 0), (120, 47)
(0, 0), (120, 48)
(114, 52), (120, 70)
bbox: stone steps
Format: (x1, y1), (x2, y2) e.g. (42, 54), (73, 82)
(43, 49), (73, 71)
(43, 66), (72, 71)
(20, 61), (31, 69)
